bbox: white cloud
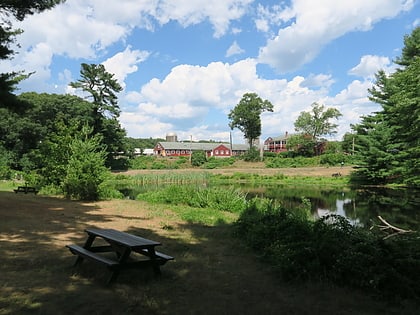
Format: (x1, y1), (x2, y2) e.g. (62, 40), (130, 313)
(226, 41), (245, 57)
(102, 46), (150, 89)
(254, 3), (294, 33)
(4, 0), (254, 90)
(348, 55), (393, 78)
(258, 0), (415, 73)
(154, 0), (253, 38)
(119, 59), (346, 141)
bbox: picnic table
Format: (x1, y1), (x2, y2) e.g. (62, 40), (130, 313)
(14, 186), (38, 194)
(66, 228), (174, 284)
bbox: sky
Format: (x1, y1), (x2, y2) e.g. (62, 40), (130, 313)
(2, 0), (419, 144)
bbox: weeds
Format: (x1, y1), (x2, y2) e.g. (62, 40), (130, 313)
(136, 185), (247, 213)
(234, 201), (420, 301)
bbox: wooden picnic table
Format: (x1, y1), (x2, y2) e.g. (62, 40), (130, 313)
(66, 228), (174, 284)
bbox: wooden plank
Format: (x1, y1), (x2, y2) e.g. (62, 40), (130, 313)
(66, 244), (119, 267)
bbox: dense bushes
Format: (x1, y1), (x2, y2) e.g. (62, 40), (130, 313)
(265, 156), (321, 168)
(234, 201), (420, 301)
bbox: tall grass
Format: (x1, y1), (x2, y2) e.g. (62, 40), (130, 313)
(136, 184), (247, 213)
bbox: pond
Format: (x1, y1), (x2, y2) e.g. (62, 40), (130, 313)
(119, 181), (419, 231)
(236, 184), (420, 230)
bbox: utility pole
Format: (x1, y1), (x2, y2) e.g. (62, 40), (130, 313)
(189, 135), (192, 164)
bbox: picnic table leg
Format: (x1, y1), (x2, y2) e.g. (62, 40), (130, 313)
(74, 234), (96, 266)
(147, 248), (161, 276)
(107, 247), (132, 284)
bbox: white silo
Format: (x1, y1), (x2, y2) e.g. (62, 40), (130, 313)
(166, 132), (178, 142)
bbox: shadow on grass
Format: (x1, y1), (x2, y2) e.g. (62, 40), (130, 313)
(0, 191), (417, 315)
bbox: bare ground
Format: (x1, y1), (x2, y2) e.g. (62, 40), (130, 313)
(1, 169), (417, 314)
(123, 164), (353, 177)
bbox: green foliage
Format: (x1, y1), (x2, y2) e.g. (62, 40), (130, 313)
(151, 161), (167, 169)
(202, 156), (236, 169)
(62, 127), (109, 201)
(0, 145), (14, 179)
(353, 27), (420, 187)
(228, 92), (274, 149)
(69, 63), (127, 167)
(294, 102), (342, 140)
(285, 134), (316, 156)
(235, 203), (420, 300)
(319, 153), (353, 166)
(243, 146), (260, 162)
(136, 185), (247, 213)
(265, 156), (320, 168)
(129, 155), (155, 169)
(191, 150), (207, 166)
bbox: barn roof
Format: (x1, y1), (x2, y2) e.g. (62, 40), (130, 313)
(155, 142), (249, 151)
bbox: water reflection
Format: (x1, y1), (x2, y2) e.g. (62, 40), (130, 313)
(236, 185), (419, 230)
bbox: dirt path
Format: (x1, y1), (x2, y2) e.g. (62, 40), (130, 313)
(122, 166), (353, 177)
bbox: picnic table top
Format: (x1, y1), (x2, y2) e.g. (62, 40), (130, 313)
(85, 228), (161, 249)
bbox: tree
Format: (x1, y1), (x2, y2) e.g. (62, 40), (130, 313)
(352, 27), (419, 187)
(228, 93), (273, 149)
(70, 63), (127, 166)
(62, 125), (109, 201)
(70, 63), (122, 126)
(294, 102), (342, 141)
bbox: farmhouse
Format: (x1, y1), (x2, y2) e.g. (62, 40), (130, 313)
(153, 142), (249, 158)
(264, 132), (290, 153)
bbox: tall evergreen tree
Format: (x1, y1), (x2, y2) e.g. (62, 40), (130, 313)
(70, 63), (127, 166)
(352, 27), (419, 186)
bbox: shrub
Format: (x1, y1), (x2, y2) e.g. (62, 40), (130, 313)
(62, 130), (109, 201)
(191, 151), (207, 166)
(234, 202), (420, 300)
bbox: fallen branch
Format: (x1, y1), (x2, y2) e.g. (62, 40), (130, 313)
(373, 216), (413, 239)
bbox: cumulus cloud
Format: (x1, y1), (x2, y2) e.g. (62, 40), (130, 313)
(258, 0), (414, 73)
(348, 55), (394, 78)
(119, 59), (347, 141)
(254, 3), (294, 33)
(5, 0), (253, 91)
(102, 46), (150, 89)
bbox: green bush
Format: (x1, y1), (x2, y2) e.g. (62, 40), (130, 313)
(234, 202), (420, 300)
(129, 156), (155, 169)
(62, 131), (109, 201)
(191, 151), (207, 166)
(265, 156), (320, 168)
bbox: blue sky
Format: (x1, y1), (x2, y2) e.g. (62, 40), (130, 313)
(2, 0), (419, 143)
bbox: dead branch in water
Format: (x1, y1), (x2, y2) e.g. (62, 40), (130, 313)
(372, 216), (414, 239)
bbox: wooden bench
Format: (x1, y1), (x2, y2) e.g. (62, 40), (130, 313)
(66, 244), (119, 268)
(14, 186), (39, 194)
(136, 249), (174, 265)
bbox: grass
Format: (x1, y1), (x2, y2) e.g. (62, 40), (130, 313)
(1, 190), (418, 314)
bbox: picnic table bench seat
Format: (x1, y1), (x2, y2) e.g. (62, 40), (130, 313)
(137, 249), (174, 265)
(14, 186), (39, 194)
(66, 244), (119, 268)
